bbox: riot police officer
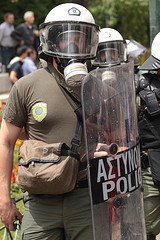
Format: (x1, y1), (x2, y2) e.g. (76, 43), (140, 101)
(0, 3), (100, 239)
(137, 32), (160, 240)
(82, 27), (147, 239)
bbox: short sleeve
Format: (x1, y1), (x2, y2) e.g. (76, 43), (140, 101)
(3, 83), (27, 128)
(11, 62), (21, 73)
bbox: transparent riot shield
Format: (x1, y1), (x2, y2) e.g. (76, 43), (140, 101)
(81, 62), (146, 240)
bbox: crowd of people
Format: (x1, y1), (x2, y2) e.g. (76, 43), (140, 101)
(0, 3), (160, 240)
(0, 11), (38, 81)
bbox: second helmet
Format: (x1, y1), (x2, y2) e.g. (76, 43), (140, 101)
(94, 28), (127, 67)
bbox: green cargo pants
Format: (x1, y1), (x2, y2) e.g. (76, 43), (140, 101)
(19, 187), (93, 240)
(141, 167), (160, 236)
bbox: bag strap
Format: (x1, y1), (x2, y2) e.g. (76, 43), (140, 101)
(60, 85), (82, 122)
(47, 64), (80, 110)
(57, 84), (83, 158)
(60, 87), (83, 158)
(47, 64), (83, 157)
(69, 118), (82, 159)
(60, 84), (80, 107)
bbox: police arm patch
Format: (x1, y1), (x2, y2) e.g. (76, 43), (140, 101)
(32, 102), (47, 122)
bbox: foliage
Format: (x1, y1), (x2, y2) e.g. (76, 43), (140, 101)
(88, 0), (114, 29)
(0, 0), (150, 47)
(0, 107), (2, 124)
(113, 0), (149, 47)
(0, 0), (71, 27)
(88, 0), (150, 47)
(0, 143), (24, 239)
(0, 101), (22, 194)
(9, 141), (24, 197)
(10, 146), (20, 195)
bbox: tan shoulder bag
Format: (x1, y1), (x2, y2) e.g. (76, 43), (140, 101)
(16, 119), (82, 195)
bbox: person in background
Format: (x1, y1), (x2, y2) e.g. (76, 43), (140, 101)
(11, 11), (39, 51)
(9, 46), (27, 85)
(0, 12), (17, 72)
(136, 32), (160, 240)
(0, 3), (99, 239)
(22, 47), (37, 76)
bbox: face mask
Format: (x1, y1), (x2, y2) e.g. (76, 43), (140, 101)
(58, 41), (88, 87)
(64, 60), (88, 87)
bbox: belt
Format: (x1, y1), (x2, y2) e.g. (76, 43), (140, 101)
(75, 180), (88, 188)
(141, 154), (150, 169)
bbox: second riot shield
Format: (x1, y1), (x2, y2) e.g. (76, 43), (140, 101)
(81, 62), (146, 240)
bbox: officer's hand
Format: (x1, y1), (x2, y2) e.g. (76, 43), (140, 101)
(0, 199), (23, 231)
(94, 143), (128, 158)
(94, 143), (109, 158)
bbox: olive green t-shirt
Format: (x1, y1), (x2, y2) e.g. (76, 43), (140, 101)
(4, 67), (78, 146)
(4, 67), (87, 180)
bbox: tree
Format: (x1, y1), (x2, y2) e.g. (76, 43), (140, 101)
(0, 0), (70, 27)
(88, 0), (150, 47)
(0, 0), (150, 47)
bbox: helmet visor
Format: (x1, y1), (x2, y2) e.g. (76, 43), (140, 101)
(40, 22), (99, 59)
(94, 41), (125, 66)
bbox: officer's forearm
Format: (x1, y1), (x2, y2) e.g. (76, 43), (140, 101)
(0, 142), (14, 202)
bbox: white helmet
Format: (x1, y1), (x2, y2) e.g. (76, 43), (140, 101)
(140, 32), (160, 70)
(39, 3), (100, 61)
(93, 28), (127, 67)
